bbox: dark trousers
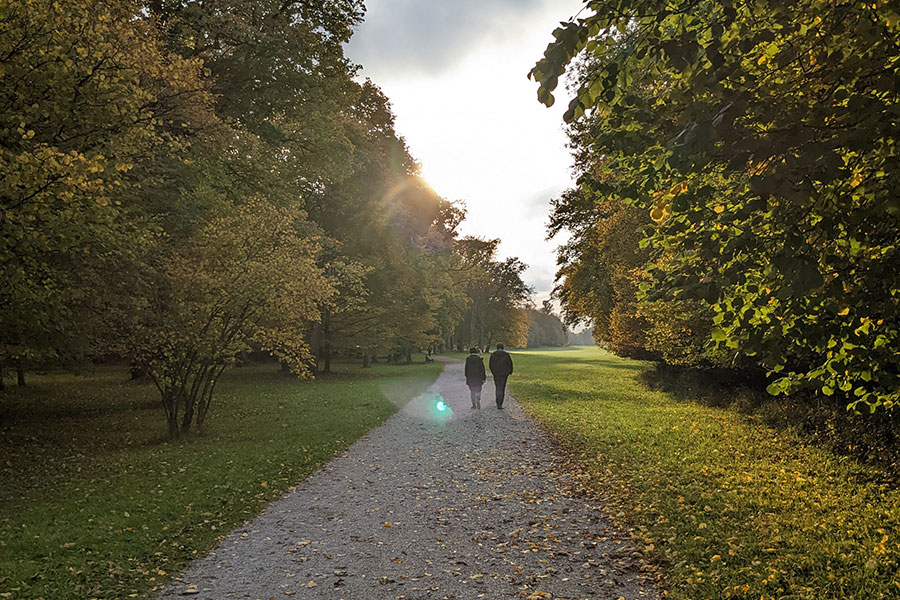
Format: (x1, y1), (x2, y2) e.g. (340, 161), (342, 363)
(494, 375), (508, 407)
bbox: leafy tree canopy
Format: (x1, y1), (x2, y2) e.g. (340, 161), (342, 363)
(533, 0), (900, 410)
(0, 0), (215, 370)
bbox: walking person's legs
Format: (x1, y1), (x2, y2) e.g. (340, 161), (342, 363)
(470, 385), (482, 409)
(495, 376), (508, 409)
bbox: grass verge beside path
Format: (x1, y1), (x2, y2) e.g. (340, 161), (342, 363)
(510, 346), (900, 600)
(0, 359), (441, 600)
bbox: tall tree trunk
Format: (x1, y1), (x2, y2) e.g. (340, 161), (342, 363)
(320, 318), (332, 373)
(308, 321), (324, 371)
(362, 351), (372, 368)
(0, 367), (5, 391)
(406, 351), (412, 364)
(16, 365), (24, 387)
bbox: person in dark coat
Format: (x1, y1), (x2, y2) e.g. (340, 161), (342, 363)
(488, 343), (514, 409)
(464, 347), (486, 409)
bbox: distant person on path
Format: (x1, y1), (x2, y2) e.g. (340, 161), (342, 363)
(464, 347), (486, 409)
(489, 343), (514, 409)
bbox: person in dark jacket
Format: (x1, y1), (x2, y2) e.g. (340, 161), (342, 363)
(488, 343), (514, 409)
(464, 347), (486, 409)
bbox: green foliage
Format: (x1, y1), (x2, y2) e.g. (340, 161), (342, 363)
(454, 237), (533, 348)
(307, 81), (464, 370)
(549, 188), (721, 366)
(526, 305), (569, 348)
(512, 347), (900, 600)
(0, 361), (441, 599)
(1, 0), (532, 441)
(151, 0), (365, 189)
(0, 0), (214, 371)
(533, 1), (900, 410)
(123, 200), (333, 437)
(567, 328), (595, 346)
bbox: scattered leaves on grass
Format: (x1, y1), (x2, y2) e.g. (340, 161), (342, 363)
(513, 347), (900, 600)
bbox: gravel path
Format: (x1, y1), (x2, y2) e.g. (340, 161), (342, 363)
(155, 359), (659, 600)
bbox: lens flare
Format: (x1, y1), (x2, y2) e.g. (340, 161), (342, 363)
(436, 400), (448, 412)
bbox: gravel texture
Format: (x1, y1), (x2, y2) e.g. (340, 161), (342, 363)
(155, 359), (659, 600)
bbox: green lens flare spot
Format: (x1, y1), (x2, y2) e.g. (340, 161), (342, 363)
(436, 400), (448, 412)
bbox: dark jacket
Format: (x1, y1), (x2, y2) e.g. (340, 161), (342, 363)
(489, 349), (513, 378)
(465, 354), (486, 386)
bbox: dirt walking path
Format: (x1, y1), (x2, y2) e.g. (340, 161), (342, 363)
(155, 358), (658, 600)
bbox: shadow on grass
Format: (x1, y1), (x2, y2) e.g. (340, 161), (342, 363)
(640, 363), (900, 484)
(565, 360), (646, 372)
(0, 360), (441, 502)
(519, 347), (648, 371)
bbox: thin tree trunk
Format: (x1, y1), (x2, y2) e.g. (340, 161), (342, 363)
(162, 389), (179, 440)
(180, 388), (194, 435)
(182, 365), (212, 434)
(16, 366), (24, 387)
(130, 363), (145, 380)
(197, 366), (225, 430)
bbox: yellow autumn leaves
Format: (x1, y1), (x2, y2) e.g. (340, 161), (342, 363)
(649, 181), (689, 223)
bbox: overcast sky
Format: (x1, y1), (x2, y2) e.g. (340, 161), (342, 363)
(344, 0), (585, 306)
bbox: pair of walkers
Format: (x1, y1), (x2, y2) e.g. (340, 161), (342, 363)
(464, 344), (514, 410)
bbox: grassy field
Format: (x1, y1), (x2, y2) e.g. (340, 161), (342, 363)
(0, 358), (441, 600)
(510, 346), (900, 600)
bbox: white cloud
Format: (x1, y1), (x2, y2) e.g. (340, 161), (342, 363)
(345, 0), (584, 302)
(350, 0), (569, 79)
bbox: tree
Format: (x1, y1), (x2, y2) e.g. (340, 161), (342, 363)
(549, 174), (725, 365)
(567, 328), (595, 346)
(123, 200), (332, 438)
(299, 80), (467, 369)
(454, 237), (533, 349)
(526, 308), (568, 348)
(532, 1), (900, 410)
(0, 0), (214, 380)
(148, 0), (365, 198)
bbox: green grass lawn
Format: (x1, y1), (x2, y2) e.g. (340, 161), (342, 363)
(0, 358), (441, 600)
(510, 346), (900, 600)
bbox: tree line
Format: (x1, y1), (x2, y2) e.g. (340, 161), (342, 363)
(0, 0), (533, 438)
(534, 1), (899, 413)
